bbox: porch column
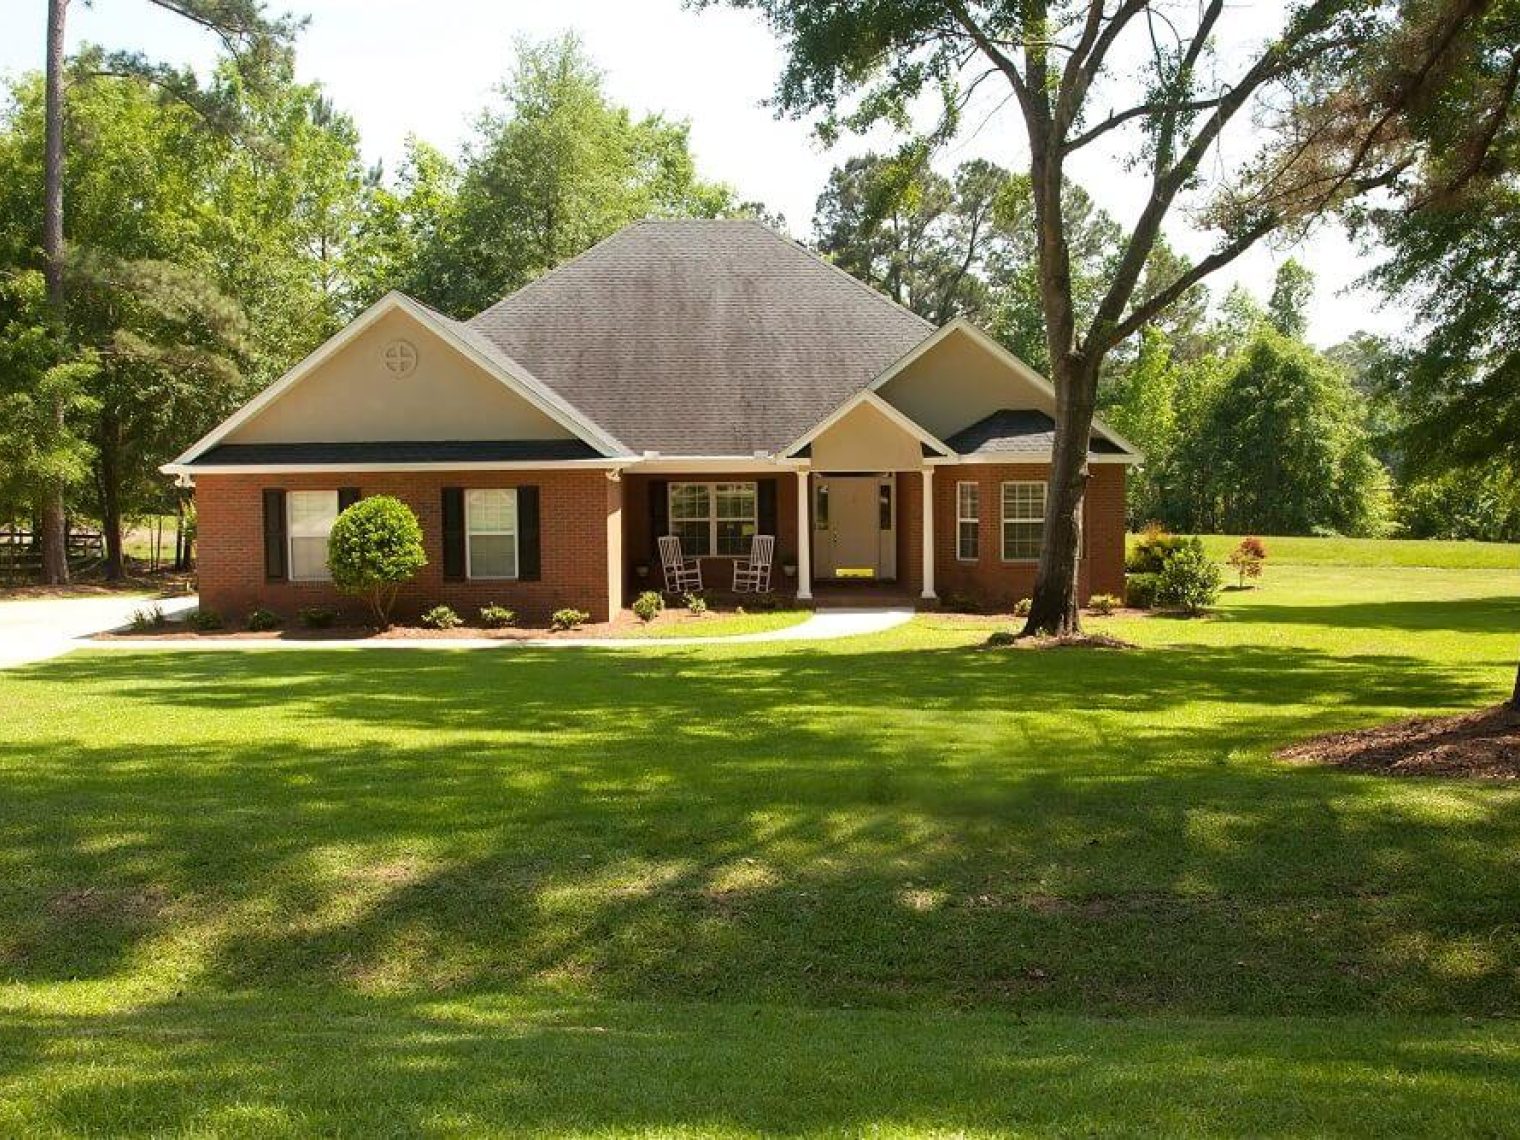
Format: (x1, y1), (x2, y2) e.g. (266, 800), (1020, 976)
(920, 467), (936, 600)
(795, 468), (813, 601)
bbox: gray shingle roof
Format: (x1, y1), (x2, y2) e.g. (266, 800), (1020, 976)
(945, 409), (1127, 457)
(467, 220), (934, 456)
(194, 440), (601, 466)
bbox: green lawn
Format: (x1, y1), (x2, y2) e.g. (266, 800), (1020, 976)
(1, 541), (1517, 1134)
(1192, 532), (1520, 569)
(629, 607), (811, 638)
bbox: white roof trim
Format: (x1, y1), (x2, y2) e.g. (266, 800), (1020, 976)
(166, 291), (629, 469)
(162, 458), (625, 476)
(868, 318), (1145, 461)
(779, 389), (954, 459)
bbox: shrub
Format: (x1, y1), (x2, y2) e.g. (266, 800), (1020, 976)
(127, 604), (166, 632)
(632, 590), (664, 623)
(1125, 572), (1161, 609)
(187, 608), (224, 632)
(478, 604), (516, 629)
(684, 592), (708, 616)
(420, 604), (462, 630)
(986, 630), (1018, 647)
(326, 495), (427, 627)
(1012, 597), (1032, 618)
(1088, 593), (1121, 616)
(1155, 538), (1223, 614)
(550, 607), (591, 631)
(298, 605), (338, 629)
(1226, 536), (1268, 588)
(941, 591), (982, 614)
(1127, 521), (1183, 574)
(245, 608), (281, 632)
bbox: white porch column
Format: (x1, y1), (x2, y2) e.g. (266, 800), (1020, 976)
(795, 468), (813, 601)
(920, 467), (937, 600)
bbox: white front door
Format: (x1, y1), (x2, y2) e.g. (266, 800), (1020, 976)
(813, 475), (897, 580)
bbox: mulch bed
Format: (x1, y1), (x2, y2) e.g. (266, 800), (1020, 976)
(1277, 705), (1520, 779)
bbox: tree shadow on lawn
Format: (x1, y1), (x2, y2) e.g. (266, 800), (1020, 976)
(1214, 592), (1520, 634)
(3, 995), (1519, 1135)
(2, 637), (1517, 1018)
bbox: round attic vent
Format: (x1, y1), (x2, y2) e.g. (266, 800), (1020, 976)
(381, 339), (418, 378)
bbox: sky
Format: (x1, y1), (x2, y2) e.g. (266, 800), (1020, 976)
(0, 0), (1409, 347)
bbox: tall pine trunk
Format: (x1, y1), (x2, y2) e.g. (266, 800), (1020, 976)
(99, 435), (124, 581)
(39, 0), (70, 586)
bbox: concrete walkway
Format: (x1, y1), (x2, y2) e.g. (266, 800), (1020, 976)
(10, 604), (914, 664)
(0, 593), (198, 669)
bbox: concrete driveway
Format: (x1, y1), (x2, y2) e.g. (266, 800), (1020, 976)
(0, 593), (198, 669)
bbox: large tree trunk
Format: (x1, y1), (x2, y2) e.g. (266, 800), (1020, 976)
(1023, 355), (1098, 637)
(1511, 658), (1519, 711)
(99, 440), (124, 581)
(39, 0), (69, 586)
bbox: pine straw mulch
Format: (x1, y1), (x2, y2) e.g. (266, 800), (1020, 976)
(1276, 705), (1520, 779)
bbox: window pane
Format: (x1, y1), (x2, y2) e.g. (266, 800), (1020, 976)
(1002, 481), (1045, 522)
(715, 483), (756, 520)
(1003, 521), (1042, 561)
(290, 536), (331, 581)
(815, 485), (830, 528)
(958, 482), (979, 519)
(467, 489), (516, 534)
(670, 483), (711, 521)
(671, 520), (710, 557)
(717, 520), (756, 556)
(958, 521), (979, 561)
(288, 490), (338, 537)
(469, 534), (517, 579)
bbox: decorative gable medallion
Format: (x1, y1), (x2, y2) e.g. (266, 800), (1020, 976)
(382, 339), (418, 379)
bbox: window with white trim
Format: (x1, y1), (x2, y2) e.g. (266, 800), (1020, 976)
(1001, 481), (1045, 561)
(669, 481), (757, 556)
(466, 488), (519, 579)
(956, 481), (980, 561)
(288, 490), (339, 581)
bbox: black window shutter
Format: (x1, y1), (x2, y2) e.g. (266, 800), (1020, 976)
(517, 486), (541, 581)
(757, 478), (778, 537)
(262, 489), (287, 581)
(648, 480), (669, 550)
(442, 487), (465, 581)
(338, 487), (361, 512)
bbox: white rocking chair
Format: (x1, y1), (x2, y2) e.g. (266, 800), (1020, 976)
(732, 534), (775, 593)
(658, 535), (703, 594)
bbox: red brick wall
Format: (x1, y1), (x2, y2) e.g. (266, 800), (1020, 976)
(931, 462), (1126, 608)
(195, 469), (617, 624)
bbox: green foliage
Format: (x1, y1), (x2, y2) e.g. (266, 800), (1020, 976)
(550, 607), (591, 631)
(326, 496), (426, 627)
(684, 593), (708, 616)
(187, 608), (225, 632)
(984, 629), (1017, 647)
(1012, 597), (1032, 618)
(1397, 461), (1520, 541)
(408, 34), (740, 315)
(419, 604), (462, 630)
(245, 608), (281, 632)
(1154, 538), (1223, 614)
(1171, 331), (1392, 537)
(632, 590), (664, 623)
(298, 605), (338, 629)
(1087, 593), (1121, 616)
(1124, 573), (1161, 610)
(127, 604), (166, 632)
(1267, 260), (1314, 339)
(478, 604), (517, 629)
(1126, 524), (1184, 575)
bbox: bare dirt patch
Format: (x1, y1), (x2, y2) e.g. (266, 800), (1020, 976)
(1277, 705), (1520, 779)
(48, 885), (170, 921)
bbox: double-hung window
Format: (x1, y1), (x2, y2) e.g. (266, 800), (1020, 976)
(956, 481), (980, 561)
(466, 488), (519, 579)
(669, 481), (757, 556)
(288, 490), (339, 581)
(1001, 481), (1045, 561)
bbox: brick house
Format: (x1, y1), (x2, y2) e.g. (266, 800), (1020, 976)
(165, 220), (1139, 623)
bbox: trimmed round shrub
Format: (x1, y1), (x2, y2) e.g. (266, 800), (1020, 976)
(187, 608), (225, 632)
(986, 630), (1018, 647)
(298, 605), (339, 629)
(551, 607), (591, 631)
(420, 604), (462, 630)
(1087, 593), (1121, 616)
(1012, 597), (1032, 618)
(632, 590), (664, 623)
(326, 495), (427, 628)
(1127, 522), (1184, 574)
(1155, 538), (1223, 614)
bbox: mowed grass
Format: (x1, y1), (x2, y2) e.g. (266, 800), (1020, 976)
(628, 607), (810, 638)
(1192, 532), (1520, 568)
(0, 537), (1517, 1134)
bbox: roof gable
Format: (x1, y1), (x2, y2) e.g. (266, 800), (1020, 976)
(467, 220), (934, 456)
